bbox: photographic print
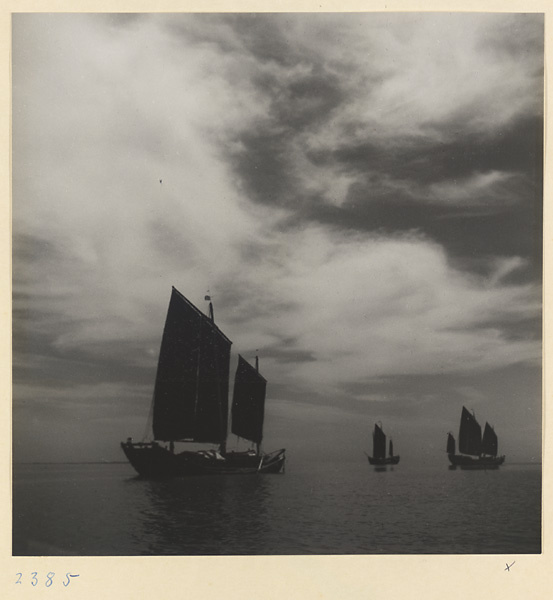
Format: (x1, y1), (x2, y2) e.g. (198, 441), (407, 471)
(11, 11), (543, 559)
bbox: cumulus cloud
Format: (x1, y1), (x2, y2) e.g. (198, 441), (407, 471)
(241, 228), (540, 393)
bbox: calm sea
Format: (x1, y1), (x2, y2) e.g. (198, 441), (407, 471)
(12, 461), (541, 556)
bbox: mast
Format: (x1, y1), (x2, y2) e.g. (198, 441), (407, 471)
(204, 294), (227, 454)
(255, 351), (260, 454)
(205, 294), (214, 322)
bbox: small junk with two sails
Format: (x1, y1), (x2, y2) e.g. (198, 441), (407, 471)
(447, 406), (505, 469)
(367, 422), (400, 466)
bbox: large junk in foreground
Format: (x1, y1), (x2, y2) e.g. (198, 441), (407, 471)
(121, 287), (285, 478)
(447, 406), (505, 469)
(367, 423), (400, 466)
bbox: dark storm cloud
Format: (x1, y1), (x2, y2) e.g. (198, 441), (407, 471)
(230, 71), (344, 208)
(215, 14), (542, 282)
(260, 70), (344, 130)
(13, 233), (159, 392)
(225, 13), (303, 68)
(12, 319), (157, 392)
(281, 114), (542, 273)
(262, 338), (317, 365)
(300, 193), (541, 281)
(232, 130), (300, 207)
(477, 12), (544, 64)
(12, 232), (59, 265)
(223, 290), (298, 329)
(318, 115), (542, 187)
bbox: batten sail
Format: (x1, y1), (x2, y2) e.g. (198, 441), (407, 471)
(373, 424), (386, 460)
(481, 422), (498, 456)
(458, 406), (482, 456)
(152, 287), (232, 443)
(447, 432), (456, 454)
(231, 355), (267, 445)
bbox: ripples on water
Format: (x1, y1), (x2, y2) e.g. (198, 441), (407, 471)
(12, 462), (541, 555)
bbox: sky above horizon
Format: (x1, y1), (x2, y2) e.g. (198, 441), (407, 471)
(12, 13), (543, 465)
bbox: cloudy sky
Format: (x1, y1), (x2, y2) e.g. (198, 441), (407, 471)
(12, 13), (543, 465)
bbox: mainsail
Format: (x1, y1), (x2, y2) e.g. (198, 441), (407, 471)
(373, 424), (386, 460)
(152, 287), (232, 443)
(389, 439), (394, 457)
(458, 406), (482, 456)
(231, 355), (266, 445)
(481, 422), (498, 456)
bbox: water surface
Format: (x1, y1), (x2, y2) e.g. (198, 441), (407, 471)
(12, 461), (541, 555)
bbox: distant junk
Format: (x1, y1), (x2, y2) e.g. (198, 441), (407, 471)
(365, 405), (505, 471)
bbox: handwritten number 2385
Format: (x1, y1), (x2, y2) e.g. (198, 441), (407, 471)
(15, 572), (79, 587)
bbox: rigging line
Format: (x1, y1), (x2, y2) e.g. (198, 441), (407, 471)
(142, 388), (156, 442)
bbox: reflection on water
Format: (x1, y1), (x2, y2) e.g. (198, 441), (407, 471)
(12, 462), (541, 555)
(131, 475), (272, 554)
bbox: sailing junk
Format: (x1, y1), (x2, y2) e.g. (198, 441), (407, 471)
(447, 406), (505, 469)
(121, 287), (286, 477)
(367, 423), (400, 466)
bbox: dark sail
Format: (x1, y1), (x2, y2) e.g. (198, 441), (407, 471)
(458, 406), (482, 456)
(231, 355), (266, 445)
(447, 432), (456, 454)
(152, 287), (232, 443)
(481, 422), (498, 456)
(389, 439), (394, 457)
(373, 424), (386, 460)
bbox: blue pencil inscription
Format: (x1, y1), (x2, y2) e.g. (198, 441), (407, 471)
(64, 573), (80, 587)
(15, 572), (80, 587)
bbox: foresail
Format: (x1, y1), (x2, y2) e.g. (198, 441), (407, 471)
(231, 355), (266, 445)
(373, 424), (386, 459)
(481, 422), (498, 456)
(152, 287), (232, 443)
(459, 406), (482, 456)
